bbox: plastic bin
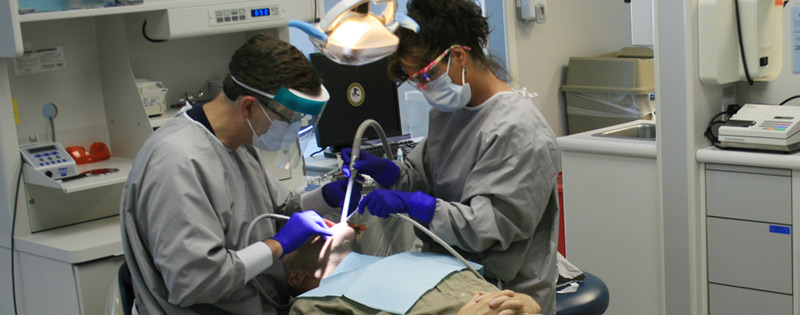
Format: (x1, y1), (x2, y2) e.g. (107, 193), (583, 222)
(18, 0), (69, 13)
(18, 0), (114, 13)
(561, 47), (655, 134)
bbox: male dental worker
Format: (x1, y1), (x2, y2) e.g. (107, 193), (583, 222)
(120, 32), (362, 314)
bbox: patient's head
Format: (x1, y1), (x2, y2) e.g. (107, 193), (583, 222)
(283, 222), (356, 295)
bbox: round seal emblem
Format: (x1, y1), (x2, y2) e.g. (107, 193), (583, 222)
(347, 82), (365, 107)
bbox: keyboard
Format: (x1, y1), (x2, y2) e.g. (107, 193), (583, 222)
(362, 139), (419, 159)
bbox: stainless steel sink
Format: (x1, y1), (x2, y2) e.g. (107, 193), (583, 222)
(593, 123), (656, 140)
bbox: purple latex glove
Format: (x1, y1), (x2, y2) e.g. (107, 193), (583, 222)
(358, 189), (436, 224)
(340, 148), (400, 187)
(321, 178), (363, 214)
(272, 210), (332, 256)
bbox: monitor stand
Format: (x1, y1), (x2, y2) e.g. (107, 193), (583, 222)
(323, 147), (339, 159)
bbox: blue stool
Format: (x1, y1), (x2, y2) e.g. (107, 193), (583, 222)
(556, 272), (609, 315)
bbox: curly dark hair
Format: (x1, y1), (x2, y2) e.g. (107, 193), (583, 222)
(387, 0), (500, 82)
(223, 32), (322, 107)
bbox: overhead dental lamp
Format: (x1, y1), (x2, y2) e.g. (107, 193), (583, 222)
(290, 0), (419, 66)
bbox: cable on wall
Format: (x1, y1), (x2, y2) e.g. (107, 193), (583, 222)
(734, 0), (754, 86)
(142, 20), (167, 43)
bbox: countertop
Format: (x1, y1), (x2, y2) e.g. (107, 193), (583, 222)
(557, 119), (657, 159)
(12, 216), (122, 264)
(697, 146), (800, 170)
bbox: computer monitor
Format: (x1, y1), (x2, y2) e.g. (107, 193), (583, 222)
(310, 53), (403, 152)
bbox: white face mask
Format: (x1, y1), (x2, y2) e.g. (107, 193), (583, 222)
(247, 103), (302, 152)
(420, 54), (472, 112)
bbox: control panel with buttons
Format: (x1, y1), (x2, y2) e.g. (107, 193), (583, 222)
(21, 142), (78, 179)
(209, 4), (280, 27)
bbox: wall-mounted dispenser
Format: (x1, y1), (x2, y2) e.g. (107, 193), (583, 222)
(698, 0), (783, 85)
(516, 0), (547, 24)
(142, 0), (317, 40)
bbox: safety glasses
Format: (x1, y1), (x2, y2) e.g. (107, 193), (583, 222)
(263, 101), (307, 124)
(406, 45), (471, 91)
(230, 74), (329, 116)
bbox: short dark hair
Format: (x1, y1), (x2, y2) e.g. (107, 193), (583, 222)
(223, 32), (322, 106)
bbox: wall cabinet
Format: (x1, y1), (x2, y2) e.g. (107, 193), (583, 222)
(698, 147), (800, 315)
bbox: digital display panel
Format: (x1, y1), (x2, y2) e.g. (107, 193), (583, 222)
(251, 8), (270, 17)
(724, 120), (756, 128)
(28, 145), (57, 154)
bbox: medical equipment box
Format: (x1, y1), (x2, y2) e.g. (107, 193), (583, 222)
(136, 79), (169, 116)
(718, 104), (800, 152)
(20, 142), (78, 179)
(561, 47), (655, 134)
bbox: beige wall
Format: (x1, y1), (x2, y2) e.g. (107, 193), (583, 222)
(505, 0), (634, 136)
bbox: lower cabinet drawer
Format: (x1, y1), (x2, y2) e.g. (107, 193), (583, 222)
(705, 166), (792, 224)
(709, 284), (792, 315)
(707, 217), (792, 294)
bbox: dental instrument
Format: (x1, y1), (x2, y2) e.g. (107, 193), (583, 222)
(340, 119), (393, 223)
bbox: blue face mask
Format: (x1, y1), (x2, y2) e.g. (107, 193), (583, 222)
(247, 104), (303, 152)
(419, 54), (472, 112)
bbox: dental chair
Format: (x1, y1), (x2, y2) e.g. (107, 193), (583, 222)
(555, 173), (609, 314)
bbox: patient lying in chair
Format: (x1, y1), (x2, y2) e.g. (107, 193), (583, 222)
(283, 223), (541, 315)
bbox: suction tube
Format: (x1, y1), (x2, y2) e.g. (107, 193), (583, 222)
(340, 119), (393, 223)
(390, 213), (485, 281)
(341, 120), (481, 278)
(242, 213), (290, 309)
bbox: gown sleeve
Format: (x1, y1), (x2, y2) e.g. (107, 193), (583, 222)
(394, 120), (558, 254)
(139, 145), (248, 306)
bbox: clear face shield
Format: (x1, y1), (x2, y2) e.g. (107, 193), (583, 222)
(230, 75), (330, 170)
(272, 115), (318, 171)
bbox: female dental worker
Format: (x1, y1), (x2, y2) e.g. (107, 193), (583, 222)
(341, 1), (560, 314)
(121, 33), (361, 314)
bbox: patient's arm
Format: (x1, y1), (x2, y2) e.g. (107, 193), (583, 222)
(457, 290), (541, 315)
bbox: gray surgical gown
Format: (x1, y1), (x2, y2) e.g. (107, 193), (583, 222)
(120, 113), (332, 314)
(393, 91), (560, 315)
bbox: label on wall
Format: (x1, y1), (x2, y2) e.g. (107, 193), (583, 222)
(14, 46), (66, 75)
(12, 99), (19, 125)
(794, 6), (800, 74)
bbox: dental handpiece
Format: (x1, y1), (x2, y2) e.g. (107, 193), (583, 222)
(341, 119), (392, 223)
(340, 154), (359, 224)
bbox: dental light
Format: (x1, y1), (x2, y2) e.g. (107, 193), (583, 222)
(290, 0), (419, 66)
